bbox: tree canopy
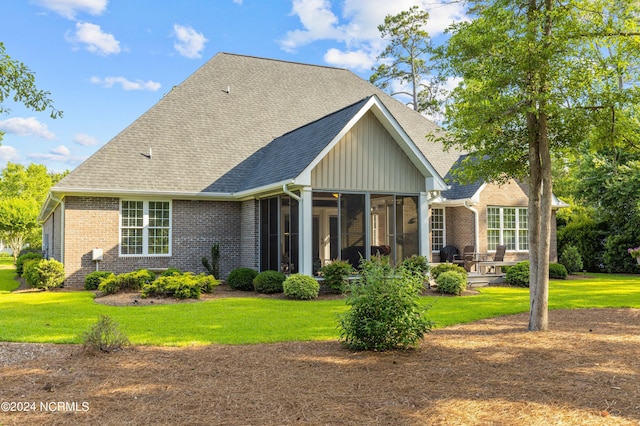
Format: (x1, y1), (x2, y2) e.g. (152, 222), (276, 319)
(370, 6), (445, 116)
(0, 41), (62, 142)
(436, 0), (640, 330)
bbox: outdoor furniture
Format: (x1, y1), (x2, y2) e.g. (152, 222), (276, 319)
(439, 245), (459, 263)
(453, 245), (476, 272)
(477, 245), (513, 274)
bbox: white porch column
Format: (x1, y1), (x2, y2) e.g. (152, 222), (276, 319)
(419, 192), (430, 258)
(299, 186), (314, 275)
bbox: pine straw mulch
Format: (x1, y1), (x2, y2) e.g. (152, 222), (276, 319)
(1, 307), (639, 425)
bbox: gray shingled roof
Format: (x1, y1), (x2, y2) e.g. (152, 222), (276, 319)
(53, 53), (461, 195)
(441, 154), (484, 200)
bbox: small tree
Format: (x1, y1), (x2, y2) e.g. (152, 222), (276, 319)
(202, 242), (220, 278)
(0, 198), (40, 263)
(339, 257), (432, 351)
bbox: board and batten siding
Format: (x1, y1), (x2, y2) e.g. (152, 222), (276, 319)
(311, 111), (426, 192)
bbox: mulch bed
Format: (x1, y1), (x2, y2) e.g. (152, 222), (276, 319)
(1, 307), (639, 425)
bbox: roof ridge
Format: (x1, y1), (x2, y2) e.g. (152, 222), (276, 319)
(218, 52), (353, 72)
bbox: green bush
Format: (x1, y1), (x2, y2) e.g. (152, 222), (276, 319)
(84, 271), (114, 290)
(557, 213), (604, 272)
(559, 245), (583, 274)
(22, 259), (42, 287)
(22, 259), (65, 290)
(506, 261), (530, 287)
(430, 262), (467, 281)
(227, 267), (258, 291)
(549, 263), (568, 279)
(98, 269), (156, 295)
(338, 257), (433, 351)
(160, 267), (183, 277)
(283, 274), (320, 300)
(436, 271), (467, 295)
(319, 260), (353, 293)
(82, 314), (129, 353)
(141, 273), (219, 299)
(16, 252), (43, 276)
(399, 255), (430, 275)
(253, 270), (286, 294)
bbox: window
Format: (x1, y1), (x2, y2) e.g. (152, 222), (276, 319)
(431, 208), (444, 252)
(487, 207), (528, 251)
(120, 200), (171, 256)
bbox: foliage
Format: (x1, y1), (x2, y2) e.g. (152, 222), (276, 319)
(557, 209), (605, 272)
(226, 267), (258, 291)
(82, 314), (129, 353)
(141, 273), (219, 299)
(338, 257), (433, 351)
(559, 246), (584, 274)
(84, 271), (114, 291)
(319, 260), (353, 294)
(22, 259), (41, 287)
(98, 269), (156, 295)
(506, 261), (530, 288)
(435, 0), (640, 331)
(31, 259), (65, 290)
(435, 271), (467, 295)
(430, 262), (467, 281)
(369, 5), (445, 116)
(399, 255), (430, 276)
(603, 234), (640, 273)
(283, 274), (319, 300)
(0, 198), (40, 262)
(0, 42), (62, 125)
(549, 263), (568, 280)
(202, 242), (220, 278)
(160, 267), (183, 277)
(16, 251), (42, 276)
(253, 270), (286, 294)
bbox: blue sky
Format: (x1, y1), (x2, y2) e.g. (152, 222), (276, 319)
(0, 0), (465, 173)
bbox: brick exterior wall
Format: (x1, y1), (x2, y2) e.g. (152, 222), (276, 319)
(60, 196), (245, 289)
(431, 180), (559, 263)
(240, 200), (259, 270)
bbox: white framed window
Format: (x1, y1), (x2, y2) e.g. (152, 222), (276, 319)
(487, 206), (528, 251)
(120, 200), (171, 256)
(431, 207), (445, 252)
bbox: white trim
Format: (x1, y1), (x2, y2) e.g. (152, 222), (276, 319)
(119, 199), (172, 257)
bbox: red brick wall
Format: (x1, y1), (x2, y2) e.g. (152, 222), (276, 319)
(61, 196), (245, 289)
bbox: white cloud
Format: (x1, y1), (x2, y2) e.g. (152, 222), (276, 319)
(33, 0), (107, 20)
(0, 146), (21, 162)
(28, 146), (86, 165)
(66, 22), (121, 55)
(233, 0), (242, 4)
(51, 145), (71, 156)
(90, 76), (161, 91)
(0, 117), (56, 140)
(73, 133), (100, 146)
(323, 48), (374, 71)
(172, 24), (208, 59)
(281, 0), (467, 70)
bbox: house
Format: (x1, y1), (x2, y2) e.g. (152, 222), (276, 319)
(38, 53), (564, 288)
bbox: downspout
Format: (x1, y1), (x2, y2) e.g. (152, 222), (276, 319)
(464, 200), (480, 253)
(282, 183), (301, 202)
(48, 193), (65, 265)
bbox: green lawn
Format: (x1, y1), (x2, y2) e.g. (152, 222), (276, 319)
(0, 257), (19, 292)
(0, 265), (639, 346)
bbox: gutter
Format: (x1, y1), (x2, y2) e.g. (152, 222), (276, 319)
(282, 182), (301, 201)
(463, 200), (480, 253)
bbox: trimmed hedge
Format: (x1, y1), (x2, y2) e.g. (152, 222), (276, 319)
(98, 269), (156, 294)
(430, 262), (467, 281)
(84, 271), (114, 290)
(436, 270), (467, 295)
(16, 252), (43, 276)
(283, 274), (319, 300)
(23, 259), (65, 290)
(227, 267), (258, 291)
(253, 270), (286, 294)
(141, 273), (219, 299)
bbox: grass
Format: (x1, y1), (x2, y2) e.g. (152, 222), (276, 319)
(0, 257), (19, 292)
(0, 266), (638, 346)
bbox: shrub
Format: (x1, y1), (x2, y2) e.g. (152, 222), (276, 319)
(283, 274), (319, 300)
(98, 269), (156, 294)
(253, 270), (286, 294)
(202, 243), (220, 278)
(430, 262), (467, 281)
(506, 261), (530, 287)
(549, 263), (568, 279)
(339, 257), (433, 351)
(436, 271), (467, 295)
(227, 267), (258, 291)
(559, 245), (584, 274)
(84, 271), (113, 290)
(16, 252), (43, 276)
(399, 255), (430, 276)
(141, 273), (219, 299)
(22, 259), (42, 287)
(160, 267), (183, 277)
(82, 314), (129, 353)
(319, 260), (353, 293)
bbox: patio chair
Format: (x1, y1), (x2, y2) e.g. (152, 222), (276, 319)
(485, 245), (507, 274)
(453, 245), (475, 272)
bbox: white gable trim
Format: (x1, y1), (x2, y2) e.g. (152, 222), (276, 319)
(297, 96), (447, 191)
